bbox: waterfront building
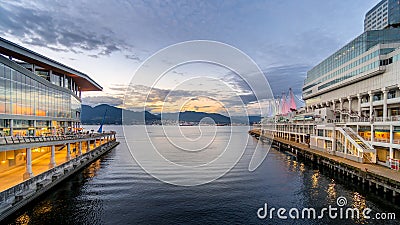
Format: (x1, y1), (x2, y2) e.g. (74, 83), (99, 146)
(0, 37), (116, 189)
(0, 37), (102, 137)
(364, 0), (393, 31)
(262, 1), (400, 169)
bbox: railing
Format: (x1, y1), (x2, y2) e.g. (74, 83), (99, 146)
(0, 132), (116, 146)
(364, 152), (374, 163)
(0, 155), (79, 204)
(389, 158), (399, 171)
(362, 137), (400, 145)
(343, 127), (374, 151)
(0, 141), (116, 206)
(265, 115), (400, 125)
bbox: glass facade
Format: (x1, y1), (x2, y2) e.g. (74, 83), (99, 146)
(0, 61), (82, 136)
(304, 29), (400, 97)
(364, 0), (388, 31)
(364, 0), (400, 31)
(0, 62), (81, 118)
(387, 0), (400, 28)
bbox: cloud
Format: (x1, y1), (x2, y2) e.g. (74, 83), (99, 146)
(0, 1), (130, 56)
(82, 96), (123, 107)
(263, 64), (309, 97)
(125, 54), (141, 62)
(222, 64), (309, 99)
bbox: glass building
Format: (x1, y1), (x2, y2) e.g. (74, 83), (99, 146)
(303, 28), (400, 100)
(0, 37), (102, 136)
(364, 0), (400, 31)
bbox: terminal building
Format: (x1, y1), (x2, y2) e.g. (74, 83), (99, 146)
(0, 37), (115, 190)
(0, 37), (102, 137)
(364, 0), (400, 31)
(262, 1), (400, 169)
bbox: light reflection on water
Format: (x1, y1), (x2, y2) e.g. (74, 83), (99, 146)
(5, 125), (400, 224)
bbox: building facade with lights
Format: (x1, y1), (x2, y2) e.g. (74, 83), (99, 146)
(262, 2), (400, 169)
(364, 0), (400, 31)
(0, 38), (119, 190)
(0, 37), (102, 137)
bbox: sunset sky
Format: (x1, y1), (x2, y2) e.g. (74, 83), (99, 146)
(0, 0), (378, 115)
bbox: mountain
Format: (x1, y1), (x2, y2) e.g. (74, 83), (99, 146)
(231, 116), (262, 124)
(159, 111), (231, 124)
(81, 104), (260, 125)
(81, 104), (160, 125)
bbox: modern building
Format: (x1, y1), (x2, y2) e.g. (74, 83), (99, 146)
(364, 0), (400, 31)
(0, 37), (102, 137)
(0, 37), (119, 185)
(262, 1), (400, 169)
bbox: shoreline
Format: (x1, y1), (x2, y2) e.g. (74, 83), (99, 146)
(0, 140), (119, 222)
(249, 129), (400, 200)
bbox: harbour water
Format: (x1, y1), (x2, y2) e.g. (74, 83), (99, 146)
(4, 126), (400, 224)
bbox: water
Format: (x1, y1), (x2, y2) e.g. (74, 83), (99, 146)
(5, 125), (400, 224)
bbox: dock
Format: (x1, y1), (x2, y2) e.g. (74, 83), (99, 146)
(249, 129), (400, 198)
(0, 134), (119, 222)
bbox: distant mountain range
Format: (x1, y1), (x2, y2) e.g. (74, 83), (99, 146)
(81, 104), (261, 125)
(159, 111), (231, 124)
(81, 104), (159, 125)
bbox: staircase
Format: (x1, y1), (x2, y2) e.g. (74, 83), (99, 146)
(342, 127), (373, 151)
(341, 127), (376, 163)
(363, 152), (374, 163)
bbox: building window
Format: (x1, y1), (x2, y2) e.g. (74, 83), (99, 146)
(373, 94), (382, 101)
(36, 70), (50, 81)
(388, 90), (396, 99)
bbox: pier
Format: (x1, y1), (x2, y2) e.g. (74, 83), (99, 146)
(0, 132), (119, 221)
(249, 129), (400, 199)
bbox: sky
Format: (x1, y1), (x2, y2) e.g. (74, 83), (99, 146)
(0, 0), (378, 116)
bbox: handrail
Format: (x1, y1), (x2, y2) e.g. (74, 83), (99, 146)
(343, 127), (374, 150)
(0, 132), (116, 146)
(336, 128), (370, 154)
(0, 141), (115, 204)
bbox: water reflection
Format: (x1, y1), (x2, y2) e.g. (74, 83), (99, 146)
(85, 159), (101, 179)
(34, 200), (53, 215)
(4, 126), (400, 224)
(299, 162), (305, 173)
(311, 171), (320, 189)
(352, 192), (368, 224)
(327, 181), (337, 200)
(15, 214), (29, 225)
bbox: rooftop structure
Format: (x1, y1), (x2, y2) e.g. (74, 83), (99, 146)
(262, 1), (400, 169)
(364, 0), (400, 31)
(0, 37), (102, 137)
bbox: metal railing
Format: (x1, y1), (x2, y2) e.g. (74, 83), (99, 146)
(0, 141), (116, 206)
(0, 132), (116, 146)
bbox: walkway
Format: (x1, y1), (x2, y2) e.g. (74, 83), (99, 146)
(0, 142), (97, 192)
(250, 129), (400, 183)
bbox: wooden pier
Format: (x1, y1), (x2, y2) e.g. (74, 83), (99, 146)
(249, 129), (400, 199)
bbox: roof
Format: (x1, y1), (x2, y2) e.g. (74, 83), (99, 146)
(0, 37), (102, 91)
